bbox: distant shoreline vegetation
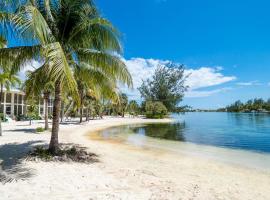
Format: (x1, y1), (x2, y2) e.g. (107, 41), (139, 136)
(184, 98), (270, 113)
(218, 99), (270, 113)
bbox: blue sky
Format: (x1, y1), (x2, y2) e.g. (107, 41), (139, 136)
(96, 0), (270, 109)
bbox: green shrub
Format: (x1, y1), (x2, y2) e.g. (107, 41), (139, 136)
(16, 114), (28, 121)
(0, 113), (7, 122)
(36, 127), (45, 133)
(145, 101), (168, 119)
(30, 146), (52, 160)
(27, 113), (42, 120)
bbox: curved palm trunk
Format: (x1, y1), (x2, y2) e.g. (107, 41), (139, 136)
(49, 82), (62, 154)
(60, 100), (64, 123)
(86, 108), (89, 122)
(79, 108), (83, 123)
(0, 84), (3, 136)
(44, 92), (49, 131)
(79, 89), (83, 123)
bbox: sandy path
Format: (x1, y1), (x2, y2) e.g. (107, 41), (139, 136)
(0, 117), (270, 200)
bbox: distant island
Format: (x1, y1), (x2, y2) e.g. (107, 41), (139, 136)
(184, 98), (270, 113)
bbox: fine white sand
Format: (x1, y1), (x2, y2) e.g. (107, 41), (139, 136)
(0, 117), (270, 200)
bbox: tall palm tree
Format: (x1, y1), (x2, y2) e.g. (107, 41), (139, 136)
(0, 0), (132, 153)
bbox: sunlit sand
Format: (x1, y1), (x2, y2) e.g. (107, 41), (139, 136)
(1, 117), (270, 200)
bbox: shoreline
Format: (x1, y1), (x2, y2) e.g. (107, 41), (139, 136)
(1, 117), (270, 199)
(87, 120), (270, 172)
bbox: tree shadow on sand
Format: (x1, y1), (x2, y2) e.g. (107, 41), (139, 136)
(0, 140), (45, 184)
(5, 128), (37, 134)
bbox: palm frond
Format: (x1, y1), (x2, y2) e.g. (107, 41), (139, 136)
(42, 42), (78, 99)
(0, 45), (41, 73)
(76, 49), (133, 87)
(0, 35), (7, 48)
(13, 4), (55, 44)
(69, 16), (122, 52)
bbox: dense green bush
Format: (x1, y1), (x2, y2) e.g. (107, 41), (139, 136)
(26, 113), (42, 120)
(16, 114), (28, 121)
(36, 127), (45, 133)
(145, 101), (168, 119)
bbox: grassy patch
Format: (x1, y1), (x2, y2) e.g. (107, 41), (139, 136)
(27, 145), (98, 163)
(36, 127), (45, 133)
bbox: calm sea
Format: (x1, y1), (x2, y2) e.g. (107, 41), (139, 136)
(98, 112), (270, 154)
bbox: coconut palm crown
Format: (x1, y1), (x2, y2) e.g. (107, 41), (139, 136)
(0, 0), (132, 153)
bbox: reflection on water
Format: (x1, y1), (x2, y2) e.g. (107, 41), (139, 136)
(98, 113), (270, 154)
(130, 123), (186, 141)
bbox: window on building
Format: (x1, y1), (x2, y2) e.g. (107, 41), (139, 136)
(0, 104), (3, 113)
(6, 93), (11, 103)
(18, 105), (22, 115)
(14, 94), (17, 104)
(23, 105), (27, 115)
(14, 105), (17, 115)
(40, 107), (44, 115)
(18, 95), (23, 104)
(6, 105), (11, 115)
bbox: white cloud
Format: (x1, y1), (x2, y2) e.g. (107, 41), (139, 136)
(122, 58), (236, 100)
(18, 60), (42, 80)
(185, 87), (233, 98)
(184, 67), (236, 90)
(236, 80), (261, 86)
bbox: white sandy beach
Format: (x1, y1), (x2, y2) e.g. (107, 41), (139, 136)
(0, 117), (270, 200)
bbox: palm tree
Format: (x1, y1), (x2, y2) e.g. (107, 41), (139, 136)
(74, 62), (121, 123)
(118, 93), (128, 117)
(128, 100), (139, 117)
(0, 70), (21, 136)
(24, 69), (54, 130)
(0, 0), (132, 153)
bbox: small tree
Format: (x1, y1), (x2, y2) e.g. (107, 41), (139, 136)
(138, 63), (187, 112)
(145, 101), (168, 119)
(118, 93), (128, 117)
(26, 99), (39, 125)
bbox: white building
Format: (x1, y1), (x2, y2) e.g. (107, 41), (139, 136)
(1, 88), (53, 119)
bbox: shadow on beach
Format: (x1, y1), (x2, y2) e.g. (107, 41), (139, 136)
(0, 140), (44, 184)
(5, 128), (37, 134)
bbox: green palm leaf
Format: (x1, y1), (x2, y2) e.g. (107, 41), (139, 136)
(76, 49), (133, 87)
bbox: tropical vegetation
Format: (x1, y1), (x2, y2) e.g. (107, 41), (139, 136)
(145, 101), (168, 119)
(128, 100), (140, 117)
(138, 62), (187, 117)
(219, 98), (270, 112)
(0, 0), (132, 153)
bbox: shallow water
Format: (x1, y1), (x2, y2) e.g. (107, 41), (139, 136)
(99, 113), (270, 153)
(91, 112), (270, 170)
